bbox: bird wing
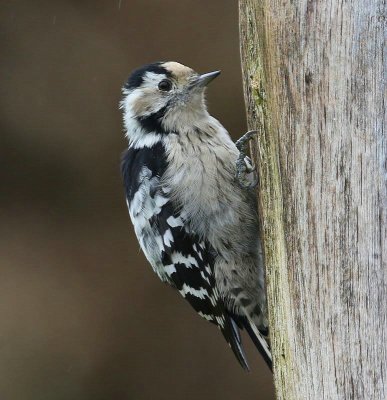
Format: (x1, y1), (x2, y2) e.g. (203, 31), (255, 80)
(151, 199), (250, 370)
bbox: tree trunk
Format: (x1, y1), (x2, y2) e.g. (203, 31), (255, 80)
(239, 1), (386, 399)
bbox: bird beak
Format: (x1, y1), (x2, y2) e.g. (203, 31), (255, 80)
(191, 70), (221, 89)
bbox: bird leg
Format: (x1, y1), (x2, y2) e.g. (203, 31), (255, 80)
(235, 130), (258, 190)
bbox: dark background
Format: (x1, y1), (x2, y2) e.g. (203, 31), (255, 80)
(0, 1), (274, 399)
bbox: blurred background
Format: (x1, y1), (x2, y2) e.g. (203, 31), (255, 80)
(0, 1), (274, 399)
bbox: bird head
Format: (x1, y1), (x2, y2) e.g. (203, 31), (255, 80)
(121, 61), (220, 137)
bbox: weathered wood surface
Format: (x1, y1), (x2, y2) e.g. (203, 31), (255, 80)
(239, 1), (386, 399)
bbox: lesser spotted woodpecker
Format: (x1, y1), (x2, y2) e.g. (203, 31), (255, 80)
(120, 61), (271, 370)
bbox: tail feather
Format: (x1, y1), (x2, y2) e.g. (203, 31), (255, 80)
(229, 318), (250, 371)
(243, 317), (272, 371)
(222, 315), (250, 370)
(228, 312), (272, 371)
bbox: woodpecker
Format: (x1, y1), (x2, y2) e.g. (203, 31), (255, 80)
(120, 61), (271, 370)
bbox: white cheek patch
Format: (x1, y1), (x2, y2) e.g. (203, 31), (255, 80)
(123, 78), (171, 127)
(122, 89), (143, 112)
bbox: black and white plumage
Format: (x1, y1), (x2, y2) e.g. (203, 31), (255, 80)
(120, 61), (272, 370)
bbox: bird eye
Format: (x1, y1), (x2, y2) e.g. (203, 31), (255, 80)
(158, 79), (172, 92)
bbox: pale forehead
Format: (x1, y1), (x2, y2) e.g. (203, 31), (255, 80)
(162, 61), (195, 80)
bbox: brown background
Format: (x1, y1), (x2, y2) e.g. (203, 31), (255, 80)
(0, 1), (274, 399)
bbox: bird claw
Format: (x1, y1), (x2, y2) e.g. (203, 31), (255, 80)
(235, 130), (258, 190)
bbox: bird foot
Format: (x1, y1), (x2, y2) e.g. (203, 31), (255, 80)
(235, 130), (258, 190)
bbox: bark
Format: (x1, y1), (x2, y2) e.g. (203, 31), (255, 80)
(239, 1), (386, 399)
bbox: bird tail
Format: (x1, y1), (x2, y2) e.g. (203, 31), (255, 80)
(228, 312), (272, 371)
(222, 314), (250, 370)
(243, 316), (272, 371)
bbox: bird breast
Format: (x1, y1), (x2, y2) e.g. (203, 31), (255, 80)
(162, 127), (249, 248)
